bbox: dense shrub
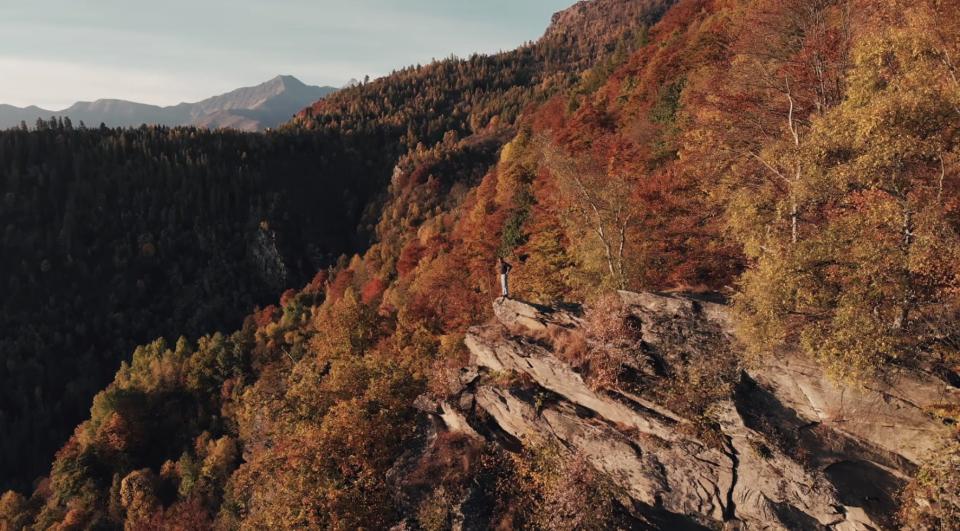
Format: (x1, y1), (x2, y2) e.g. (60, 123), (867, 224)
(900, 443), (960, 530)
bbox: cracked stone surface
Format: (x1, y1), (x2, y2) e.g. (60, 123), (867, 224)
(423, 292), (959, 529)
(747, 353), (957, 466)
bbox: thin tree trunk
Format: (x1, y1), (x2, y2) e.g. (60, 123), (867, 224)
(895, 204), (913, 330)
(791, 200), (798, 244)
(616, 215), (631, 290)
(939, 154), (946, 203)
(787, 78), (801, 245)
(570, 166), (619, 284)
(940, 47), (960, 116)
(595, 224), (617, 280)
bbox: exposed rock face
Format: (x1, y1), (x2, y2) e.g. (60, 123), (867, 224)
(247, 224), (289, 292)
(426, 293), (959, 530)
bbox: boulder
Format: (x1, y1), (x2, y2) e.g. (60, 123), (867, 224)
(492, 296), (580, 333)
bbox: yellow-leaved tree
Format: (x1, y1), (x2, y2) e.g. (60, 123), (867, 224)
(540, 140), (643, 292)
(735, 0), (960, 380)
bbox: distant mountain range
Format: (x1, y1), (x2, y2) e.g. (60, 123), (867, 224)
(0, 75), (337, 132)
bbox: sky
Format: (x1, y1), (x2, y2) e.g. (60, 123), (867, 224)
(0, 0), (574, 109)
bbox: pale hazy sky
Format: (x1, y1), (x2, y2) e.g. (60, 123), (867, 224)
(0, 0), (573, 109)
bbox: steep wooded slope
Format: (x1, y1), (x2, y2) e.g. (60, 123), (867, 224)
(0, 125), (382, 493)
(0, 0), (673, 501)
(3, 0), (959, 529)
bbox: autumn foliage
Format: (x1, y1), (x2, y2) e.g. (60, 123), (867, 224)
(3, 0), (960, 528)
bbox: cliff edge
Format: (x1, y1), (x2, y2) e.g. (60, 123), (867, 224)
(413, 292), (958, 530)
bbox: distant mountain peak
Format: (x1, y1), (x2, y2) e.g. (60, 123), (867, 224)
(263, 75), (305, 91)
(0, 76), (337, 132)
(272, 74), (305, 85)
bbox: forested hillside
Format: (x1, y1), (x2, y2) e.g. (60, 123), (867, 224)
(0, 122), (390, 492)
(0, 0), (668, 497)
(292, 0), (671, 147)
(2, 0), (959, 529)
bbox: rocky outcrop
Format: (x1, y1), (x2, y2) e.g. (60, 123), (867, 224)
(425, 292), (959, 530)
(748, 354), (954, 466)
(247, 224), (289, 292)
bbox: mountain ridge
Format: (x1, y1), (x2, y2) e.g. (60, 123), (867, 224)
(0, 75), (337, 132)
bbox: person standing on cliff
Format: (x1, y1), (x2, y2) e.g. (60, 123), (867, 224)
(497, 257), (512, 298)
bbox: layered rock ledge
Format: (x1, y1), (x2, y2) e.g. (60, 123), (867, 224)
(418, 292), (959, 530)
